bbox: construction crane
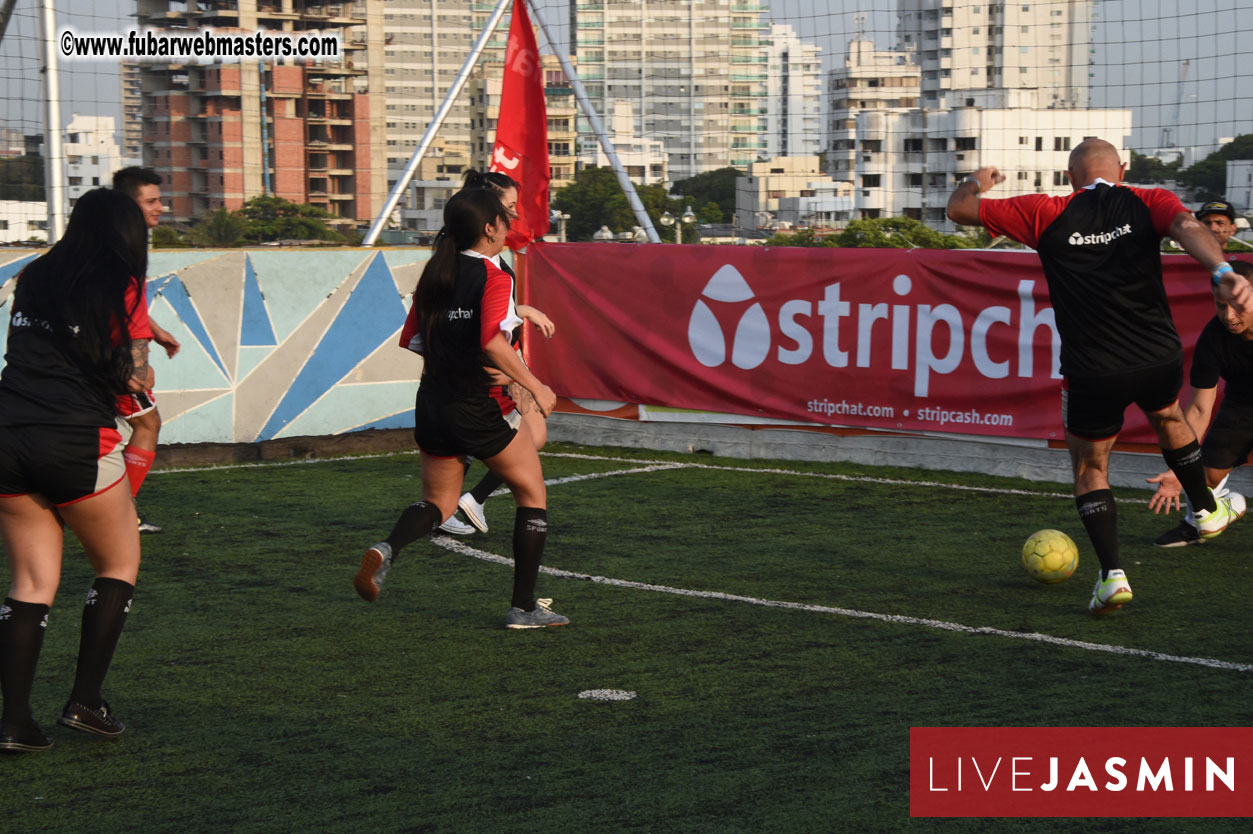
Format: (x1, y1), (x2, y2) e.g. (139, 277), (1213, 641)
(1160, 59), (1191, 149)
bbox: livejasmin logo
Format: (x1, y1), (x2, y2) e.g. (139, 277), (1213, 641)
(686, 265), (1063, 396)
(910, 727), (1253, 818)
(1068, 224), (1133, 246)
(928, 753), (1235, 793)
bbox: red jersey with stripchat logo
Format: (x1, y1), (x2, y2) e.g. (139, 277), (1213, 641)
(979, 182), (1188, 377)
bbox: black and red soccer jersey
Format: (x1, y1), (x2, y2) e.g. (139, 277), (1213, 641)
(980, 182), (1188, 377)
(1190, 318), (1253, 404)
(398, 252), (521, 398)
(0, 277), (152, 427)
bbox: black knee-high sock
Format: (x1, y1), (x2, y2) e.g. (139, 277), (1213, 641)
(511, 507), (548, 610)
(470, 471), (504, 505)
(1161, 441), (1217, 514)
(384, 500), (442, 557)
(0, 598), (50, 726)
(69, 578), (133, 709)
(1075, 490), (1119, 577)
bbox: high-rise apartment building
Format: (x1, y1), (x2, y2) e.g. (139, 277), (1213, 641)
(570, 0), (769, 181)
(764, 24), (823, 160)
(896, 0), (1091, 110)
(120, 62), (144, 166)
(825, 40), (920, 182)
(135, 0), (385, 229)
(64, 114), (124, 208)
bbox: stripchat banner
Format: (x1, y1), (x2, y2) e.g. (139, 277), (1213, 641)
(523, 244), (1227, 443)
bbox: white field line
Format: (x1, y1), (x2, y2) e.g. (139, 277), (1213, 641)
(543, 452), (1112, 502)
(432, 536), (1253, 675)
(149, 450), (417, 476)
(151, 447), (1146, 504)
(147, 447), (1247, 671)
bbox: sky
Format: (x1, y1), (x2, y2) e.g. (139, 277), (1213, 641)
(1, 0), (1250, 155)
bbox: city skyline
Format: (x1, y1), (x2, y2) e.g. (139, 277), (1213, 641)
(1, 1), (1250, 173)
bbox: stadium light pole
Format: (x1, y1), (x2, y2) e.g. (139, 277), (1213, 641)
(39, 0), (66, 243)
(659, 211), (676, 242)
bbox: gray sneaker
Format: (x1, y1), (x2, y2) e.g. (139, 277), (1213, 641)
(353, 542), (393, 603)
(438, 515), (476, 536)
(505, 598), (569, 629)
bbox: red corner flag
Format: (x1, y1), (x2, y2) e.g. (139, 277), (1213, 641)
(490, 0), (550, 248)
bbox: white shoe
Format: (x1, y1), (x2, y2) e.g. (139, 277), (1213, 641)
(458, 492), (488, 533)
(438, 515), (476, 536)
(1194, 488), (1237, 540)
(1088, 569), (1132, 613)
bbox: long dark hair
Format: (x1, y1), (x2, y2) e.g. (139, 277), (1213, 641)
(414, 188), (511, 370)
(462, 168), (517, 196)
(16, 188), (149, 393)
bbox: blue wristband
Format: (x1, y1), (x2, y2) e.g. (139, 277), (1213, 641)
(1213, 262), (1233, 288)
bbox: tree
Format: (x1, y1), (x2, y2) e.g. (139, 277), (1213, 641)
(1126, 150), (1181, 185)
(0, 156), (45, 202)
(830, 217), (977, 249)
(150, 225), (183, 248)
(670, 167), (740, 220)
(759, 217), (979, 249)
(551, 166), (684, 241)
(238, 194), (344, 243)
(761, 228), (828, 248)
(1177, 134), (1253, 199)
(186, 208), (248, 247)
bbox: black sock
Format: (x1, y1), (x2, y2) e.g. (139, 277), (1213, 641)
(511, 507), (548, 610)
(384, 500), (441, 557)
(1075, 490), (1120, 577)
(69, 578), (133, 709)
(0, 598), (50, 726)
(470, 472), (504, 505)
(1161, 441), (1216, 513)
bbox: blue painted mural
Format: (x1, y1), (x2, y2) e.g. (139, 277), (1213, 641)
(0, 249), (440, 444)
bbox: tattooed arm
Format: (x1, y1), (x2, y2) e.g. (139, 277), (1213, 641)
(128, 338), (153, 392)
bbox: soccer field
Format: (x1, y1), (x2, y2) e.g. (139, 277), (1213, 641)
(4, 443), (1250, 834)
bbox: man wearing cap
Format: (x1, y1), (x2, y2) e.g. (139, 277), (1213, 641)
(1196, 200), (1243, 250)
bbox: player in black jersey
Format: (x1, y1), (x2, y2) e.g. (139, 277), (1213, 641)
(0, 189), (154, 752)
(1149, 260), (1253, 545)
(948, 138), (1252, 613)
(438, 170), (557, 537)
(353, 187), (568, 628)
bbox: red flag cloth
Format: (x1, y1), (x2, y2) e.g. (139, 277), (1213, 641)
(489, 0), (550, 248)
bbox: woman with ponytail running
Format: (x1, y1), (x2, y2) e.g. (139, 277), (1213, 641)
(352, 187), (567, 629)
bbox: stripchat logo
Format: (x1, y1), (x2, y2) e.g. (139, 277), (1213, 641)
(685, 265), (1063, 397)
(687, 264), (771, 370)
(1068, 224), (1132, 246)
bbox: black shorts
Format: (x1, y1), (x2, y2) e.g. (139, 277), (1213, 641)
(0, 423), (127, 506)
(412, 386), (517, 460)
(1061, 358), (1183, 440)
(1201, 399), (1253, 471)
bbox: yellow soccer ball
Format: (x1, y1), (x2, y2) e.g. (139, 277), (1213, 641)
(1021, 529), (1079, 583)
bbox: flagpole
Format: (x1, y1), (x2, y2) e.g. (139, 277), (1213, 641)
(361, 0), (513, 246)
(524, 0), (661, 243)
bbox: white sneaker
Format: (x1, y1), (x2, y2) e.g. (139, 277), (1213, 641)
(438, 515), (476, 536)
(1088, 569), (1132, 613)
(458, 492), (488, 533)
(1194, 488), (1237, 540)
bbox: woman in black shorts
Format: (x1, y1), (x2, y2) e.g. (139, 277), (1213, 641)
(438, 169), (557, 537)
(353, 187), (567, 629)
(0, 188), (153, 752)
